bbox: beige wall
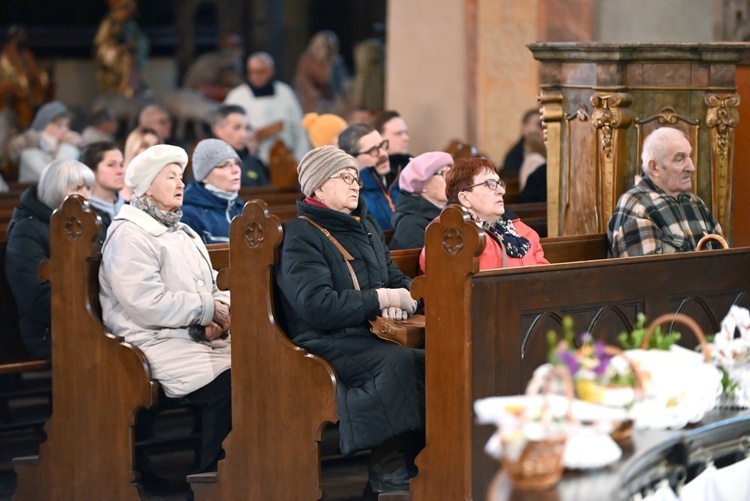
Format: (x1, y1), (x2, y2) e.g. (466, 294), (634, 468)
(386, 0), (540, 164)
(476, 0), (540, 164)
(386, 0), (469, 156)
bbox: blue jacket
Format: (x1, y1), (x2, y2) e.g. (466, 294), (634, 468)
(360, 166), (400, 232)
(181, 183), (244, 244)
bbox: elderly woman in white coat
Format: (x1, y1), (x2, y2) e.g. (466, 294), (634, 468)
(98, 144), (232, 475)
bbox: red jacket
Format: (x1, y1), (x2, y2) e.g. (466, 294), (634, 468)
(419, 216), (548, 272)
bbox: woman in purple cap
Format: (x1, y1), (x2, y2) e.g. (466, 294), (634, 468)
(389, 151), (453, 250)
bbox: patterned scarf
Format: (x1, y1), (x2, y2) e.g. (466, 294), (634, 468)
(474, 213), (531, 258)
(130, 195), (183, 231)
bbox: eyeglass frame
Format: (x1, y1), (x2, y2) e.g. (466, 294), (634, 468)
(215, 158), (242, 169)
(353, 139), (389, 157)
(329, 171), (364, 189)
(461, 177), (506, 192)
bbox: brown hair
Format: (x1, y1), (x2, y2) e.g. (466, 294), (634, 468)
(445, 157), (498, 204)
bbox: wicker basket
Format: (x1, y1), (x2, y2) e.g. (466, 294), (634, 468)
(640, 313), (710, 363)
(501, 365), (572, 490)
(573, 344), (643, 444)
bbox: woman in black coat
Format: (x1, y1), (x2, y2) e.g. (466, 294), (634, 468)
(389, 151), (453, 250)
(5, 159), (94, 359)
(276, 146), (424, 495)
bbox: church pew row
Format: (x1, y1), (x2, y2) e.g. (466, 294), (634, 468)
(187, 201), (604, 500)
(409, 206), (750, 500)
(13, 198), (598, 499)
(12, 196), (228, 500)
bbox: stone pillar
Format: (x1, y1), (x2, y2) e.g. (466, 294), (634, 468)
(529, 43), (748, 240)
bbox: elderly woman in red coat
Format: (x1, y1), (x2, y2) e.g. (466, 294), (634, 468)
(420, 157), (548, 271)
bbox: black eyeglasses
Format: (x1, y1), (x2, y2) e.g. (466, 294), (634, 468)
(353, 140), (389, 157)
(461, 178), (506, 192)
(330, 172), (364, 189)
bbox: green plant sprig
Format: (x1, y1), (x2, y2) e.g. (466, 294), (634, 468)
(617, 313), (681, 350)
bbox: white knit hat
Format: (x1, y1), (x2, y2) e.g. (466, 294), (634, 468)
(126, 144), (188, 197)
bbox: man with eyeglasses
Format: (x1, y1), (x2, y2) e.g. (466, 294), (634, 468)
(374, 110), (411, 173)
(338, 123), (400, 231)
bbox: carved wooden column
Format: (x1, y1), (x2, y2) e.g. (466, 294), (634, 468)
(529, 43), (749, 240)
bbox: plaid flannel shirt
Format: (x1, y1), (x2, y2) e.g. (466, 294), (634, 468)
(607, 176), (722, 257)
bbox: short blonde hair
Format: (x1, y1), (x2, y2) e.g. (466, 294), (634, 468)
(38, 159), (94, 209)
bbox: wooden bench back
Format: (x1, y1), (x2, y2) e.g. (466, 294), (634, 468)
(409, 204), (750, 500)
(191, 200), (339, 500)
(268, 139), (299, 189)
(13, 197), (227, 500)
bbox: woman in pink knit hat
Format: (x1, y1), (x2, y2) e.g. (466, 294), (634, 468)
(389, 151), (454, 250)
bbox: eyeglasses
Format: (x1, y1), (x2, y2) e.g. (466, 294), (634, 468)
(330, 172), (363, 189)
(216, 158), (241, 169)
(461, 178), (506, 192)
(353, 140), (389, 157)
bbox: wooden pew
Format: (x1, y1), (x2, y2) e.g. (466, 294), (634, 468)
(188, 200), (423, 499)
(186, 201), (607, 499)
(268, 139), (299, 189)
(409, 205), (750, 500)
(13, 196), (228, 500)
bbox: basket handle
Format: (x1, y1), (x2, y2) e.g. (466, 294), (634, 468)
(640, 313), (710, 363)
(696, 233), (728, 251)
(540, 365), (576, 424)
(602, 345), (646, 394)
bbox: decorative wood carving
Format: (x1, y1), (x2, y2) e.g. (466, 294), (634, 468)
(591, 92), (633, 231)
(705, 93), (740, 230)
(539, 89), (564, 236)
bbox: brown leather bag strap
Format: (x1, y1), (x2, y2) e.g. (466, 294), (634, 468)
(299, 216), (361, 290)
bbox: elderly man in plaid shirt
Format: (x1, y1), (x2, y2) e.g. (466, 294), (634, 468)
(607, 127), (723, 257)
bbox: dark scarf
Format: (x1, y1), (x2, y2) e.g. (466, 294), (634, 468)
(249, 80), (275, 97)
(130, 195), (183, 231)
(473, 213), (530, 258)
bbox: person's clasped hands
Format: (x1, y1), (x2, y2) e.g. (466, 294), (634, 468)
(376, 288), (418, 321)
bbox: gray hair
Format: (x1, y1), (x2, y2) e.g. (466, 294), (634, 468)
(211, 104), (247, 127)
(138, 104), (169, 127)
(641, 127), (687, 175)
(338, 123), (375, 156)
(38, 159), (94, 209)
(248, 51), (275, 69)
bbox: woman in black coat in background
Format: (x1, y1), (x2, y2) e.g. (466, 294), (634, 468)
(276, 146), (424, 495)
(5, 159), (93, 359)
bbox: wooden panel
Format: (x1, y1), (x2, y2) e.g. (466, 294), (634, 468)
(733, 65), (750, 246)
(190, 201), (338, 500)
(409, 204), (750, 500)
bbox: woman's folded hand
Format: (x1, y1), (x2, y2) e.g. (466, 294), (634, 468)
(381, 306), (408, 321)
(376, 288), (418, 315)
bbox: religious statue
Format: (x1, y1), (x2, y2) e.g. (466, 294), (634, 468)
(94, 0), (149, 97)
(0, 26), (50, 128)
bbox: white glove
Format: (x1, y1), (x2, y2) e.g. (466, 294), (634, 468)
(376, 288), (418, 315)
(381, 307), (407, 321)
